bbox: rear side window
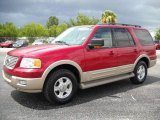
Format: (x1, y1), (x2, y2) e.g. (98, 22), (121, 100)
(113, 28), (135, 47)
(134, 29), (154, 46)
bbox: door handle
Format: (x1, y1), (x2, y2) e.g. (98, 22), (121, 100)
(109, 51), (114, 55)
(134, 49), (138, 53)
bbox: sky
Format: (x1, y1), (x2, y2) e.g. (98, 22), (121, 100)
(0, 0), (160, 35)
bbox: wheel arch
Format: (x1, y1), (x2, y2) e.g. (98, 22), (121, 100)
(42, 60), (83, 89)
(134, 54), (150, 68)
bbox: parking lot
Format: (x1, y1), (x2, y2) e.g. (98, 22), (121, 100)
(0, 50), (160, 120)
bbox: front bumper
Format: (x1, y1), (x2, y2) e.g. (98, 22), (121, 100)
(2, 70), (44, 93)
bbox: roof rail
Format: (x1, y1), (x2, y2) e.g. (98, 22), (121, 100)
(97, 22), (141, 28)
(117, 23), (141, 28)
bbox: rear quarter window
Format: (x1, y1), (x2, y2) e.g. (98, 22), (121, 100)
(134, 29), (154, 46)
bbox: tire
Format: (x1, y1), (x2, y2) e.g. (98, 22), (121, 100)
(43, 69), (78, 104)
(130, 61), (147, 84)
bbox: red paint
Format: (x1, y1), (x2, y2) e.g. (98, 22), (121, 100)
(155, 43), (160, 49)
(0, 41), (13, 48)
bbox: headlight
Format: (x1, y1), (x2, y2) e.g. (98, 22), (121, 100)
(20, 58), (41, 68)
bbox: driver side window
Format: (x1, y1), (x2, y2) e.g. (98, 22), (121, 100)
(93, 28), (112, 48)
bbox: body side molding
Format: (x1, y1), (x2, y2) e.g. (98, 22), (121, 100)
(42, 60), (84, 81)
(80, 73), (134, 89)
(133, 54), (150, 67)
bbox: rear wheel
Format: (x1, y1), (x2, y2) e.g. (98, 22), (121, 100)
(130, 61), (147, 84)
(43, 69), (78, 104)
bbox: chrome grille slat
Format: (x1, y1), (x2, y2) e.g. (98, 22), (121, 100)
(7, 62), (16, 67)
(5, 55), (19, 69)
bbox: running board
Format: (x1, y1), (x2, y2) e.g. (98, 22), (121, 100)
(80, 73), (134, 89)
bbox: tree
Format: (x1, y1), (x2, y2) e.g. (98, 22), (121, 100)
(68, 18), (77, 26)
(56, 23), (68, 36)
(77, 13), (92, 25)
(49, 25), (57, 37)
(46, 16), (59, 28)
(19, 22), (49, 43)
(0, 23), (4, 37)
(0, 13), (100, 39)
(0, 22), (18, 41)
(155, 28), (160, 40)
(48, 23), (69, 37)
(19, 22), (49, 37)
(0, 22), (18, 37)
(68, 13), (99, 26)
(101, 10), (117, 24)
(90, 17), (99, 25)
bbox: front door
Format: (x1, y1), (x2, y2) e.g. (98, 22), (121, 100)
(84, 27), (118, 81)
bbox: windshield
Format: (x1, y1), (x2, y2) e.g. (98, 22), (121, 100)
(15, 40), (24, 44)
(35, 39), (43, 43)
(53, 26), (93, 45)
(5, 41), (12, 43)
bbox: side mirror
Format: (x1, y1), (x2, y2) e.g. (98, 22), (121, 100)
(87, 38), (104, 49)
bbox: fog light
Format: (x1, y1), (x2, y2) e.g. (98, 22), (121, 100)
(19, 80), (27, 85)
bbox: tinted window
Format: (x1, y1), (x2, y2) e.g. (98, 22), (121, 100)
(92, 28), (112, 48)
(54, 26), (92, 45)
(134, 29), (154, 45)
(113, 28), (135, 47)
(127, 31), (135, 46)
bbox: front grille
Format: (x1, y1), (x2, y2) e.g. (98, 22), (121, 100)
(4, 55), (19, 69)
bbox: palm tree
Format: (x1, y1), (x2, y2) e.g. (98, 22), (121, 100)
(101, 10), (117, 24)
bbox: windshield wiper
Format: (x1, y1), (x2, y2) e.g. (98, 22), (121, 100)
(55, 41), (69, 45)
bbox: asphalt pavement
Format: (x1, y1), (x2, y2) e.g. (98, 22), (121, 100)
(0, 51), (160, 120)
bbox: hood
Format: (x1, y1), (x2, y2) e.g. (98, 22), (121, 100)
(32, 42), (44, 45)
(13, 42), (22, 45)
(8, 44), (69, 57)
(12, 43), (22, 48)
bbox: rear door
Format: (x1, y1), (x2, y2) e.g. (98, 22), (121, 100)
(112, 28), (139, 71)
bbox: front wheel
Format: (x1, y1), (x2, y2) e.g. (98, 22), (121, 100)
(130, 61), (147, 84)
(43, 69), (78, 104)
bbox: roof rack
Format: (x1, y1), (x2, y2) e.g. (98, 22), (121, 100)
(97, 22), (141, 28)
(117, 23), (141, 28)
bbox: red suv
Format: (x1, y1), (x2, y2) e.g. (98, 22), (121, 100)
(2, 24), (157, 104)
